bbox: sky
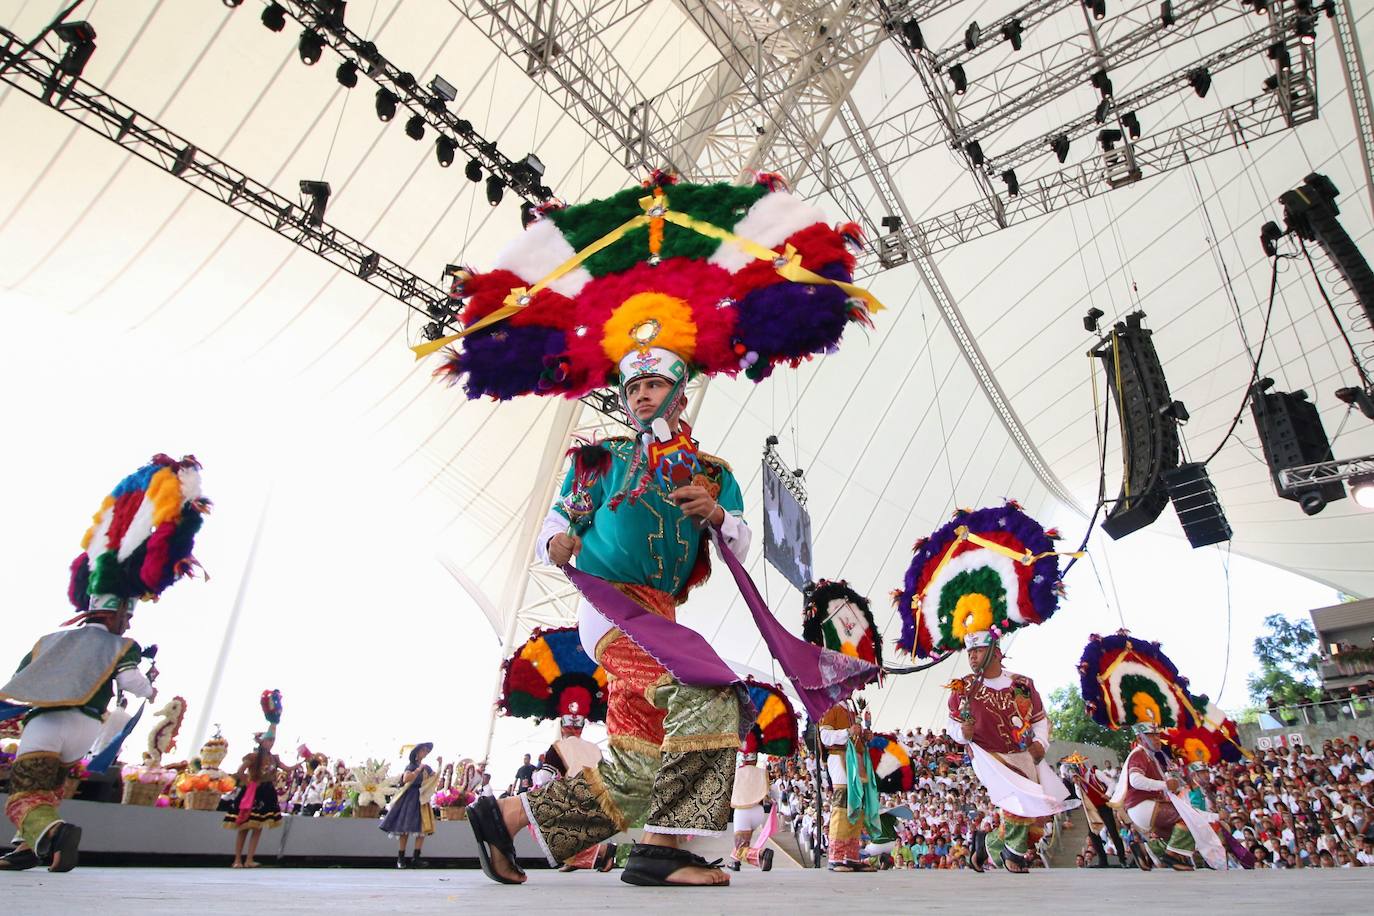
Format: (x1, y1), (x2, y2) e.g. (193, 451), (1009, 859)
(0, 297), (1344, 787)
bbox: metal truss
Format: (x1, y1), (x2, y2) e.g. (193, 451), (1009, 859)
(764, 435), (808, 506)
(0, 26), (450, 322)
(277, 0), (553, 201)
(1278, 452), (1374, 490)
(1331, 0), (1374, 222)
(927, 0), (1073, 75)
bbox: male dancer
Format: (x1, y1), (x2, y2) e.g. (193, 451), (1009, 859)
(1114, 724), (1201, 871)
(727, 742), (775, 872)
(818, 703), (875, 871)
(1064, 756), (1129, 867)
(946, 632), (1078, 873)
(467, 343), (750, 888)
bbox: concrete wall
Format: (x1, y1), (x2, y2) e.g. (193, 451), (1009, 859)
(1237, 715), (1374, 751)
(1047, 739), (1120, 767)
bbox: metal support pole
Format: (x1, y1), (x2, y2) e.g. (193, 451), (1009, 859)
(812, 723), (825, 868)
(1332, 0), (1374, 222)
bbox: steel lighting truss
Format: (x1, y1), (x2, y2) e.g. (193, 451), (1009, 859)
(1277, 453), (1374, 490)
(276, 0), (553, 202)
(0, 26), (450, 323)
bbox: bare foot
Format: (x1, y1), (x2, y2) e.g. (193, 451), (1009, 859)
(487, 847), (527, 884)
(663, 864), (729, 886)
(243, 860), (260, 869)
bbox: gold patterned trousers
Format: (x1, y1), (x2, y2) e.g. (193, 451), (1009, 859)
(521, 585), (739, 864)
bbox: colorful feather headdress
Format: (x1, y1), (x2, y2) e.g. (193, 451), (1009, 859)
(802, 579), (883, 669)
(417, 173), (881, 400)
(259, 689), (283, 741)
(67, 454), (211, 614)
(741, 679), (799, 758)
(1080, 630), (1243, 762)
(500, 626), (609, 723)
(867, 733), (916, 794)
(894, 502), (1076, 658)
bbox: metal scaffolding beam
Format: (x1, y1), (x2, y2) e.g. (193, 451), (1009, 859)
(1331, 0), (1374, 222)
(927, 0), (1073, 75)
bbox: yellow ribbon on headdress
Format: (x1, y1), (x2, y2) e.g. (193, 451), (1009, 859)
(410, 189), (886, 359)
(907, 525), (1084, 617)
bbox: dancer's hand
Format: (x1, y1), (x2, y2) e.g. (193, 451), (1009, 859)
(1028, 741), (1045, 764)
(960, 721), (975, 742)
(548, 533), (582, 565)
(670, 485), (721, 522)
(1166, 777), (1181, 794)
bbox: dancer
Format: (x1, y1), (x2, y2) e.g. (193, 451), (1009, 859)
(1063, 754), (1128, 867)
(223, 690), (292, 868)
(946, 633), (1078, 873)
(727, 680), (795, 873)
(1113, 724), (1202, 871)
(1, 454), (209, 873)
(380, 742), (437, 868)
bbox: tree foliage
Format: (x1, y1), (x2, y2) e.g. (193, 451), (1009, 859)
(1247, 613), (1323, 707)
(1046, 684), (1132, 759)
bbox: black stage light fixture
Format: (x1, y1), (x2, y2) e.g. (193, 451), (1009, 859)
(1263, 74), (1280, 93)
(1094, 98), (1111, 124)
(261, 3), (287, 32)
(965, 140), (984, 166)
(901, 19), (925, 52)
(54, 21), (97, 78)
(375, 87), (398, 122)
(435, 136), (456, 167)
(426, 299), (450, 320)
(1335, 386), (1374, 420)
(464, 158), (482, 183)
(1260, 220), (1285, 257)
(1051, 134), (1070, 163)
(521, 201), (539, 228)
(223, 0), (244, 7)
(1086, 0), (1107, 21)
(1090, 69), (1114, 98)
(1160, 1), (1176, 27)
(1280, 173), (1374, 345)
(1121, 111), (1141, 138)
(1294, 15), (1317, 46)
(1092, 312), (1182, 539)
(1001, 169), (1019, 196)
(948, 64), (968, 95)
(422, 321), (444, 341)
(1098, 128), (1123, 151)
(1163, 463), (1232, 548)
(335, 60), (358, 88)
(405, 114), (426, 141)
(1268, 42), (1292, 71)
(429, 75), (458, 104)
(299, 180), (331, 228)
(298, 30), (324, 66)
(1319, 0), (1336, 18)
(1189, 68), (1212, 98)
(964, 23), (980, 52)
(486, 175), (505, 206)
(1251, 379), (1345, 515)
(358, 252), (380, 279)
(1083, 307), (1104, 332)
(1002, 18), (1024, 52)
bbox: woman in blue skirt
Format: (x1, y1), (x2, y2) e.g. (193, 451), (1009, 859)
(380, 742), (435, 868)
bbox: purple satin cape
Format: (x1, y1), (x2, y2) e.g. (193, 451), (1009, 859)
(561, 527), (877, 721)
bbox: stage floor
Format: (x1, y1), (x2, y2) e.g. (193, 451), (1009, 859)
(3, 866), (1370, 914)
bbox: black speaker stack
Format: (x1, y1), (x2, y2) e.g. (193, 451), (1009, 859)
(1249, 378), (1346, 515)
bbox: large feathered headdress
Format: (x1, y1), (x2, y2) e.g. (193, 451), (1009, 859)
(499, 626), (608, 723)
(802, 579), (883, 669)
(741, 679), (799, 757)
(894, 502), (1074, 658)
(417, 173), (880, 400)
(866, 733), (917, 793)
(67, 454), (210, 615)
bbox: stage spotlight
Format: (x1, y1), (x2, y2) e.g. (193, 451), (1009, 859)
(1294, 15), (1316, 46)
(486, 175), (505, 206)
(223, 0), (244, 7)
(1001, 169), (1019, 196)
(1335, 386), (1374, 420)
(1189, 68), (1211, 98)
(422, 322), (444, 341)
(299, 180), (331, 228)
(435, 136), (456, 167)
(1083, 307), (1104, 332)
(1086, 0), (1107, 20)
(335, 60), (358, 88)
(1051, 134), (1070, 163)
(1090, 69), (1113, 98)
(1121, 110), (1141, 138)
(1319, 0), (1336, 18)
(1002, 18), (1024, 51)
(54, 21), (97, 78)
(964, 23), (980, 52)
(948, 64), (968, 95)
(298, 31), (324, 66)
(1160, 0), (1176, 26)
(429, 74), (458, 103)
(405, 114), (426, 141)
(375, 87), (398, 122)
(1098, 128), (1123, 151)
(1352, 473), (1374, 510)
(261, 3), (286, 32)
(465, 158), (482, 183)
(901, 20), (925, 52)
(1268, 42), (1291, 70)
(965, 140), (984, 166)
(1260, 220), (1285, 257)
(358, 252), (380, 279)
(1094, 98), (1111, 124)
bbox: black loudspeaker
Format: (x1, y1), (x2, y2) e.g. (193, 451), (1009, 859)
(1280, 173), (1374, 336)
(1163, 462), (1232, 548)
(1092, 313), (1182, 539)
(1249, 379), (1345, 515)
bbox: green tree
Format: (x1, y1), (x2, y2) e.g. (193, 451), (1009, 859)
(1246, 613), (1322, 707)
(1046, 684), (1132, 759)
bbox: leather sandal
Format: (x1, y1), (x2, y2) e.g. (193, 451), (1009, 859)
(0, 846), (39, 871)
(620, 843), (726, 887)
(466, 796), (525, 885)
(40, 823), (81, 874)
(759, 848), (774, 872)
(597, 843), (618, 873)
(1001, 848), (1029, 874)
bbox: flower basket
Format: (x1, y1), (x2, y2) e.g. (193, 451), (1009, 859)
(355, 802), (381, 819)
(122, 781), (161, 806)
(183, 790), (223, 811)
(440, 806), (467, 821)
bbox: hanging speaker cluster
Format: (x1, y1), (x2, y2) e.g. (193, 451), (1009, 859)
(1162, 462), (1231, 548)
(1091, 311), (1182, 539)
(1250, 378), (1345, 515)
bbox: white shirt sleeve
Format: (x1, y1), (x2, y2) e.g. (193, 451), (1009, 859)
(1032, 716), (1050, 746)
(947, 719), (969, 744)
(716, 511), (751, 562)
(533, 507), (570, 566)
(115, 667), (156, 699)
(819, 728), (849, 748)
(1129, 770), (1167, 792)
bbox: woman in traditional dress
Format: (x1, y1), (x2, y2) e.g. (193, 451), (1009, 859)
(222, 732), (290, 868)
(379, 742), (436, 868)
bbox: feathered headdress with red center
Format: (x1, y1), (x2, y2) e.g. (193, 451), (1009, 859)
(500, 626), (608, 723)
